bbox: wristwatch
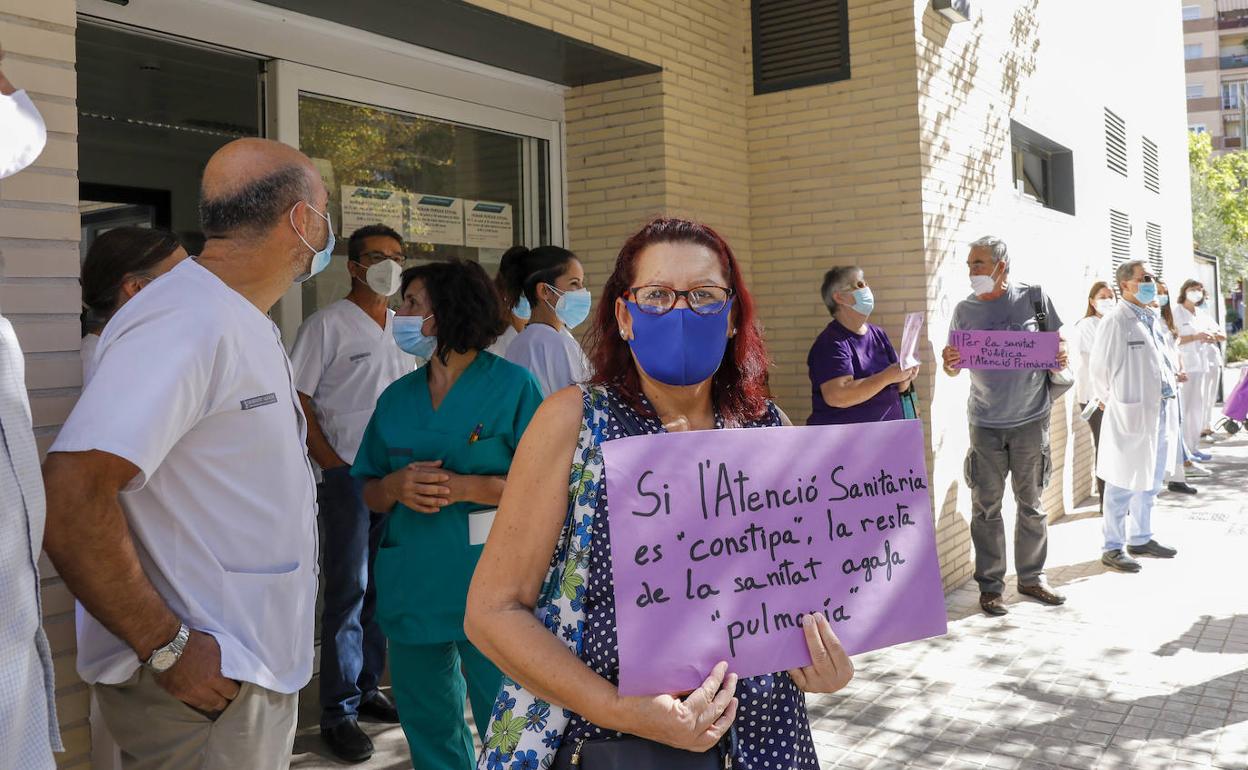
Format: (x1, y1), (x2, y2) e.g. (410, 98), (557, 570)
(145, 623), (190, 673)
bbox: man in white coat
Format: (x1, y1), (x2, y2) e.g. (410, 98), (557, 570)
(1090, 259), (1180, 572)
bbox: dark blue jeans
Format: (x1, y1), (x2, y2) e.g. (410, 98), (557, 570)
(318, 466), (388, 729)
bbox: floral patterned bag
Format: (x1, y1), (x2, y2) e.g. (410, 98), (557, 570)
(477, 386), (610, 770)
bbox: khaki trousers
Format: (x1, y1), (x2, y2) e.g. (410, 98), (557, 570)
(93, 668), (297, 770)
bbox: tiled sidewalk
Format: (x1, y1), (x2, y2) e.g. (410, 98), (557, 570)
(293, 430), (1248, 770)
(807, 430), (1248, 769)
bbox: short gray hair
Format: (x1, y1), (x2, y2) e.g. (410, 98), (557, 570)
(199, 164), (313, 238)
(1115, 259), (1146, 290)
(820, 266), (863, 316)
(969, 236), (1009, 265)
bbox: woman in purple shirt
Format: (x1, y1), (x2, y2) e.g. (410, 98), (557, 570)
(807, 266), (918, 425)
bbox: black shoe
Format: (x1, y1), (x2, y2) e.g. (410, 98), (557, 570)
(1101, 549), (1141, 573)
(358, 690), (400, 723)
(1167, 482), (1199, 495)
(1127, 540), (1178, 559)
(1018, 583), (1066, 606)
(321, 719), (374, 763)
(980, 592), (1008, 616)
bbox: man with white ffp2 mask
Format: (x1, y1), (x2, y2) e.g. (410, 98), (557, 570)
(289, 224), (415, 762)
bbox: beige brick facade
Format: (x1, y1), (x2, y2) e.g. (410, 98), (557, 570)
(9, 0), (1192, 763)
(1, 4), (88, 767)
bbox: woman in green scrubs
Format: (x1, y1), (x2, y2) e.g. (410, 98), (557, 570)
(354, 260), (543, 769)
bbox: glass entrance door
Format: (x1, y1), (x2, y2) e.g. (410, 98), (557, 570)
(268, 61), (563, 345)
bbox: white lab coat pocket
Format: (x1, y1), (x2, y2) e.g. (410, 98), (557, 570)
(1107, 399), (1150, 437)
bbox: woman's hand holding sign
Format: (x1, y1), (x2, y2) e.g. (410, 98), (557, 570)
(614, 661), (740, 751)
(787, 613), (855, 694)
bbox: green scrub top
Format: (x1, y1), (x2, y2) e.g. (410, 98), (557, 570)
(352, 351), (544, 644)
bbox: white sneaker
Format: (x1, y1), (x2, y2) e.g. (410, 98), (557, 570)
(1185, 461), (1212, 477)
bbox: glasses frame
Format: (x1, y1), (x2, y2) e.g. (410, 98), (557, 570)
(628, 284), (735, 316)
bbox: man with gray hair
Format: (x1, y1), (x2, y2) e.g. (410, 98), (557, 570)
(1088, 259), (1179, 572)
(941, 236), (1069, 617)
(43, 138), (329, 769)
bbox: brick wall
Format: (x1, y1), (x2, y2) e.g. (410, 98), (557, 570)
(0, 0), (88, 766)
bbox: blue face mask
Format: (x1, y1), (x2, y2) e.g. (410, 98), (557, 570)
(1158, 295), (1170, 307)
(1135, 281), (1157, 304)
(547, 285), (592, 329)
(626, 300), (732, 387)
(849, 287), (875, 317)
(512, 296), (532, 321)
(292, 202), (335, 284)
(392, 315), (436, 359)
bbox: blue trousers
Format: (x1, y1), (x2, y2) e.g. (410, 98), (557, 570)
(1102, 401), (1170, 553)
(318, 466), (388, 728)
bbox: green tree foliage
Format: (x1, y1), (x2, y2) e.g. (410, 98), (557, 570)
(1189, 132), (1248, 291)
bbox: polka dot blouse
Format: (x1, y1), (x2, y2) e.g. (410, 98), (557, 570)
(563, 387), (820, 769)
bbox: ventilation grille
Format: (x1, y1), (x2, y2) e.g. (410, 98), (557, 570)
(1105, 109), (1128, 177)
(752, 0), (850, 95)
(1146, 222), (1163, 278)
(1110, 209), (1131, 277)
(1143, 137), (1160, 193)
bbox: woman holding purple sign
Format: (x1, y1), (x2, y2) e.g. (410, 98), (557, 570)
(806, 266), (918, 426)
(466, 218), (853, 769)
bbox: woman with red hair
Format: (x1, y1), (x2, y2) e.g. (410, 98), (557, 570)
(466, 218), (851, 769)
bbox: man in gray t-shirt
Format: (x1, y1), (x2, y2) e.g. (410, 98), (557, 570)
(941, 236), (1069, 617)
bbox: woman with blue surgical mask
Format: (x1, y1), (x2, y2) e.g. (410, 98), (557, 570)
(807, 266), (917, 425)
(487, 246), (534, 356)
(500, 245), (594, 397)
(353, 259), (543, 770)
(467, 218), (850, 770)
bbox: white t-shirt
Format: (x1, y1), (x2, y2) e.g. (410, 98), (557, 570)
(486, 324), (520, 357)
(504, 323), (591, 398)
(1072, 314), (1101, 405)
(51, 259), (318, 694)
(0, 90), (46, 179)
(80, 333), (100, 385)
(290, 299), (416, 466)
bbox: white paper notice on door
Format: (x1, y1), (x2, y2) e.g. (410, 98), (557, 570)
(464, 200), (514, 249)
(341, 185), (411, 238)
(409, 195), (466, 246)
(899, 311), (925, 369)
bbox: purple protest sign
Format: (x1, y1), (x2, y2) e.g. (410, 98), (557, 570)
(602, 420), (947, 697)
(949, 330), (1060, 370)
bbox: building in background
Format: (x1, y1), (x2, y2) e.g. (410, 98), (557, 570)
(1184, 0), (1248, 152)
(0, 0), (1191, 763)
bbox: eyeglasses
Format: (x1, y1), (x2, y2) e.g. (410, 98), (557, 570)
(359, 251), (404, 264)
(629, 285), (734, 316)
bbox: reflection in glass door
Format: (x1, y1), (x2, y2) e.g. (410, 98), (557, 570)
(268, 61), (563, 342)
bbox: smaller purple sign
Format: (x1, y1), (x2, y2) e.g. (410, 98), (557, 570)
(949, 330), (1060, 371)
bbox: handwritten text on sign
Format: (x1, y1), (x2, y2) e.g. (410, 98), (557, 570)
(949, 330), (1060, 370)
(602, 421), (947, 696)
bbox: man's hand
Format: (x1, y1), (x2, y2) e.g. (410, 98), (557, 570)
(1053, 342), (1069, 372)
(941, 345), (961, 374)
(383, 460), (451, 513)
(154, 630), (240, 712)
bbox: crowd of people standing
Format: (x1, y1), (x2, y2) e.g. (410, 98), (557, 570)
(0, 77), (1235, 770)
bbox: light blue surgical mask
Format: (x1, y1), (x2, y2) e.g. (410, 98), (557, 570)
(512, 295), (532, 321)
(1135, 281), (1157, 304)
(292, 202), (335, 284)
(392, 315), (436, 359)
(850, 287), (875, 317)
(1158, 295), (1170, 307)
(546, 285), (592, 329)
